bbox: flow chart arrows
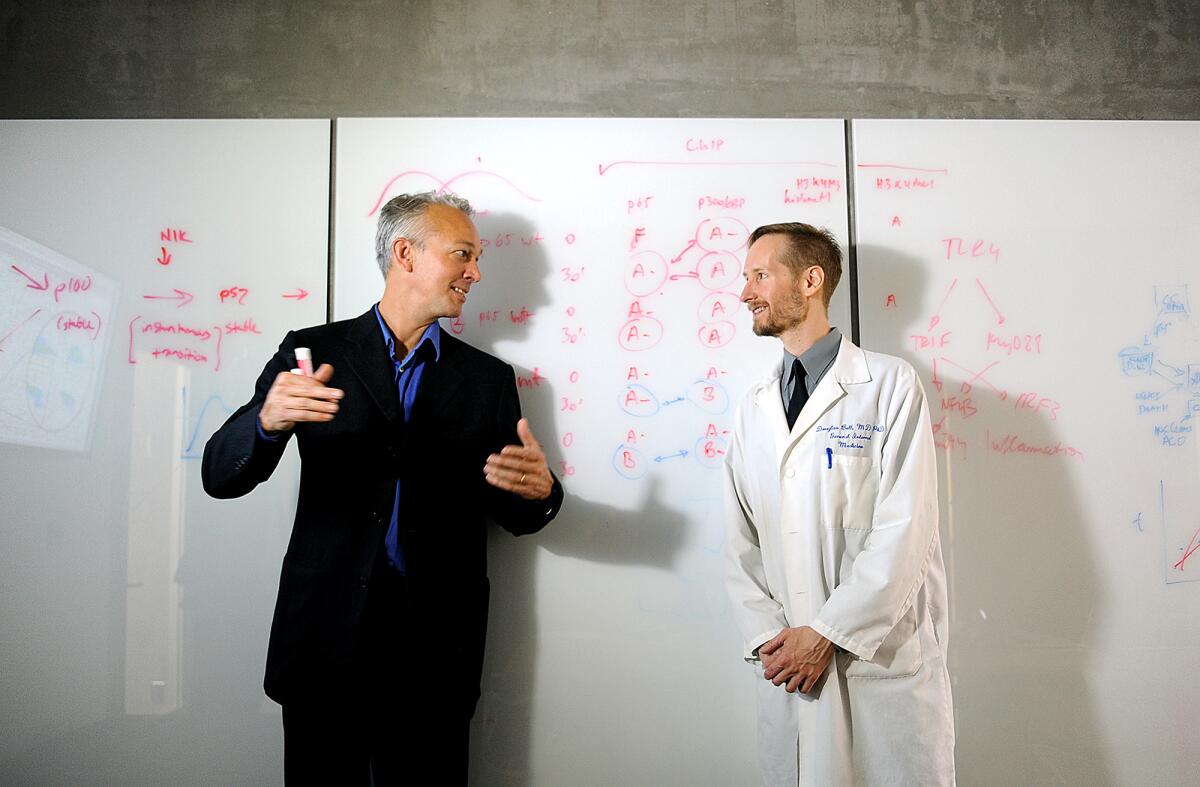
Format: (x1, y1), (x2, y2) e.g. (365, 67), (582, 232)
(142, 288), (193, 307)
(10, 264), (49, 291)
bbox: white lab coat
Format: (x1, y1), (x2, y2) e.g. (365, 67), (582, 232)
(724, 336), (955, 786)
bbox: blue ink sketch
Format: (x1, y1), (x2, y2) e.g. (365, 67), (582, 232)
(1118, 346), (1154, 376)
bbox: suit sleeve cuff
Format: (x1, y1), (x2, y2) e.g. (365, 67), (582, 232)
(255, 417), (283, 442)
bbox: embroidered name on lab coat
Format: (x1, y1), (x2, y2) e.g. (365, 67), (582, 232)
(816, 423), (886, 450)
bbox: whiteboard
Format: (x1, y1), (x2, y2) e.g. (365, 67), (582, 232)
(334, 118), (851, 785)
(0, 120), (328, 782)
(852, 120), (1200, 785)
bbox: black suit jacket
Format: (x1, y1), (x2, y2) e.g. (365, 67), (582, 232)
(202, 308), (562, 710)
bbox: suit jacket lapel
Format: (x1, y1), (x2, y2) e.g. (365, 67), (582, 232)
(342, 308), (399, 423)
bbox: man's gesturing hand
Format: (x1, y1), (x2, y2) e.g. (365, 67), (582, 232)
(259, 363), (343, 433)
(759, 626), (835, 695)
(484, 418), (554, 501)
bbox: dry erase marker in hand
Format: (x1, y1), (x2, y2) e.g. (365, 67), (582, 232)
(295, 347), (313, 376)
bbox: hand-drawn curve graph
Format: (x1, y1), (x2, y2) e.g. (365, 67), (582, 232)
(367, 169), (543, 217)
(180, 386), (236, 460)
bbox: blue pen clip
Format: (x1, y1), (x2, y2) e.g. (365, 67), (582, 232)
(826, 447), (833, 469)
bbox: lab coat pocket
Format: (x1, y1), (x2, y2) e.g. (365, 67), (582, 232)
(844, 603), (923, 679)
(820, 453), (878, 531)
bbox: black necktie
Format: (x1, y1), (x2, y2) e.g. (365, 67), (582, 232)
(786, 358), (808, 429)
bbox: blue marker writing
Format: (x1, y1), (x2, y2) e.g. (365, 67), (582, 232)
(826, 448), (833, 469)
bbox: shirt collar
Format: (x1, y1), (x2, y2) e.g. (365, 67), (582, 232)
(373, 303), (443, 369)
(782, 327), (842, 383)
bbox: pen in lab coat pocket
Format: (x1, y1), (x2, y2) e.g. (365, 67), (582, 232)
(826, 447), (833, 469)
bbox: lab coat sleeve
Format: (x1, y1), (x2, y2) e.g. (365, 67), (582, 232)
(810, 364), (939, 661)
(723, 420), (789, 662)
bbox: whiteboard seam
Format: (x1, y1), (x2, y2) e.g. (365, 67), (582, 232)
(843, 118), (860, 346)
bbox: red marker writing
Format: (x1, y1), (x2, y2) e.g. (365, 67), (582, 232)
(295, 347), (313, 376)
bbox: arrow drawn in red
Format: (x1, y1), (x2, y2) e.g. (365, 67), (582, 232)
(282, 288), (309, 301)
(598, 159), (837, 176)
(670, 239), (698, 264)
(10, 264), (50, 291)
(928, 278), (957, 331)
(975, 278), (1006, 325)
(142, 289), (193, 307)
(156, 247), (172, 266)
(0, 308), (42, 350)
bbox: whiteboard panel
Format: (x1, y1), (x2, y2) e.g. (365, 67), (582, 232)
(0, 120), (328, 783)
(853, 120), (1200, 786)
(334, 117), (851, 785)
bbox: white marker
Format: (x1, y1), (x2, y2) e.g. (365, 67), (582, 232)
(295, 347), (313, 376)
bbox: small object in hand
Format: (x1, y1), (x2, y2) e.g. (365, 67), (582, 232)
(295, 347), (313, 376)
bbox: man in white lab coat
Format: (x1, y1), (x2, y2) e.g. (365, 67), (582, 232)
(724, 223), (955, 786)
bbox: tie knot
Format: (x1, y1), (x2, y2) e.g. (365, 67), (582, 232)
(791, 358), (805, 384)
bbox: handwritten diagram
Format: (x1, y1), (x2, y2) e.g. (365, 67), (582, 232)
(122, 220), (318, 459)
(1117, 285), (1200, 448)
(896, 235), (1081, 462)
(343, 124), (848, 493)
(0, 226), (116, 451)
(596, 150), (809, 484)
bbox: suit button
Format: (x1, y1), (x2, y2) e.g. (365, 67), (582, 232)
(359, 575), (369, 588)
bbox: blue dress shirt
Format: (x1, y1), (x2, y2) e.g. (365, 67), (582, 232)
(374, 304), (442, 574)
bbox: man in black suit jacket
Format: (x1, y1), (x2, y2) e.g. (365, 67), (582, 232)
(202, 192), (563, 785)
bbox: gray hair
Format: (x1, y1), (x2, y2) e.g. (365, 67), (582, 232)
(375, 191), (475, 277)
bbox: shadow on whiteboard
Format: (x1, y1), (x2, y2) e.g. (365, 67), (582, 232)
(936, 366), (1113, 782)
(859, 244), (1114, 782)
(455, 211), (552, 352)
(475, 445), (689, 783)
